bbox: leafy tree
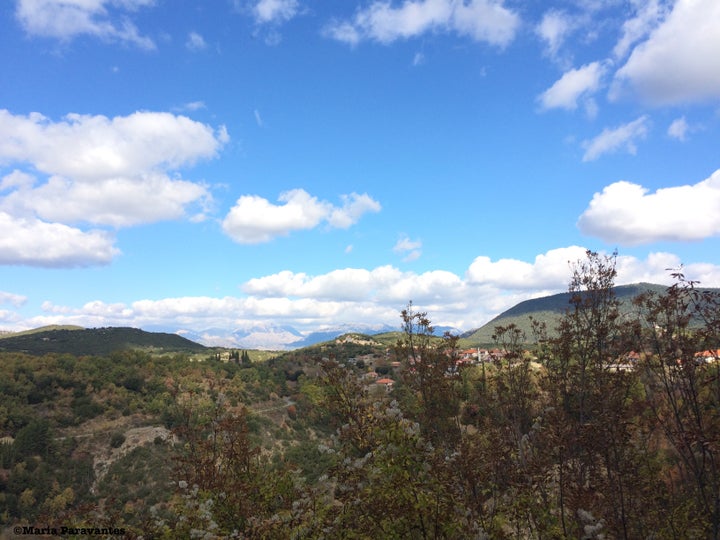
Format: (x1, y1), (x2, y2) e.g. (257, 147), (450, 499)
(635, 272), (720, 537)
(394, 302), (461, 449)
(14, 419), (52, 459)
(166, 390), (299, 537)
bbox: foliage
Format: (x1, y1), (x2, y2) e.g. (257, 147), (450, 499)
(0, 326), (206, 356)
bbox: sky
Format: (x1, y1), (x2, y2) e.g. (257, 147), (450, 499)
(1, 0), (720, 346)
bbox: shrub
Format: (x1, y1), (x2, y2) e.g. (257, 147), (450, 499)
(110, 432), (126, 449)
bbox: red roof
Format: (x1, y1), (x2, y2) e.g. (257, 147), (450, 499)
(376, 378), (394, 385)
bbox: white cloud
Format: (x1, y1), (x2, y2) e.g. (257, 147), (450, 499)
(222, 189), (380, 244)
(11, 247), (720, 335)
(15, 0), (156, 49)
(245, 268), (380, 300)
(538, 61), (606, 111)
(327, 193), (382, 228)
(181, 101), (206, 111)
(0, 212), (119, 267)
(324, 21), (361, 46)
(667, 116), (689, 141)
(0, 170), (35, 191)
(253, 0), (299, 24)
(4, 173), (211, 228)
(0, 291), (27, 307)
(612, 0), (720, 105)
(325, 0), (519, 47)
(615, 252), (720, 289)
(0, 109), (226, 266)
(393, 235), (422, 262)
(467, 246), (589, 290)
(242, 265), (466, 310)
(536, 10), (573, 59)
(581, 115), (649, 161)
(451, 0), (519, 45)
(0, 110), (226, 180)
(0, 110), (225, 227)
(612, 0), (667, 59)
(186, 31), (207, 51)
(577, 169), (720, 245)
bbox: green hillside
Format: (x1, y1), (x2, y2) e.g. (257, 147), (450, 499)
(460, 282), (677, 346)
(0, 325), (85, 339)
(0, 326), (207, 355)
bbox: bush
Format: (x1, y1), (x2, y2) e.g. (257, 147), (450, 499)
(110, 432), (126, 449)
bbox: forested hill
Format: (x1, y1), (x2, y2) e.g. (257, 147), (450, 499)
(461, 282), (682, 345)
(0, 326), (207, 355)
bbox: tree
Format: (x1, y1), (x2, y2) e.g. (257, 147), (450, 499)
(166, 388), (299, 538)
(635, 272), (720, 537)
(534, 250), (657, 538)
(394, 302), (461, 449)
(301, 358), (468, 538)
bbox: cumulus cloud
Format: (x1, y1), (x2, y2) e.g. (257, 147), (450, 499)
(615, 251), (701, 285)
(0, 109), (226, 265)
(0, 110), (226, 180)
(393, 235), (422, 262)
(0, 110), (225, 226)
(30, 246), (720, 334)
(467, 246), (589, 290)
(581, 115), (649, 161)
(611, 0), (720, 105)
(10, 246), (720, 335)
(245, 267), (386, 300)
(222, 189), (380, 244)
(577, 169), (720, 245)
(242, 265), (467, 310)
(0, 212), (119, 267)
(3, 173), (211, 228)
(324, 0), (519, 47)
(538, 61), (607, 111)
(15, 0), (156, 49)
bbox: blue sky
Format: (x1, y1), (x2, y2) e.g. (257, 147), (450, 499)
(1, 0), (720, 346)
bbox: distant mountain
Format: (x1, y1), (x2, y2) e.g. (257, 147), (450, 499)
(174, 323), (400, 350)
(291, 323), (398, 348)
(175, 323), (304, 350)
(460, 282), (675, 346)
(0, 327), (207, 356)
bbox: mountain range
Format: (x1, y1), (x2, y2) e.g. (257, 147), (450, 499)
(172, 322), (403, 350)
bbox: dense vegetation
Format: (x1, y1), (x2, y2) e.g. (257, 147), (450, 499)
(2, 251), (720, 538)
(0, 327), (208, 356)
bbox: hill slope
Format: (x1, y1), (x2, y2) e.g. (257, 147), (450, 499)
(0, 326), (207, 355)
(460, 282), (676, 346)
